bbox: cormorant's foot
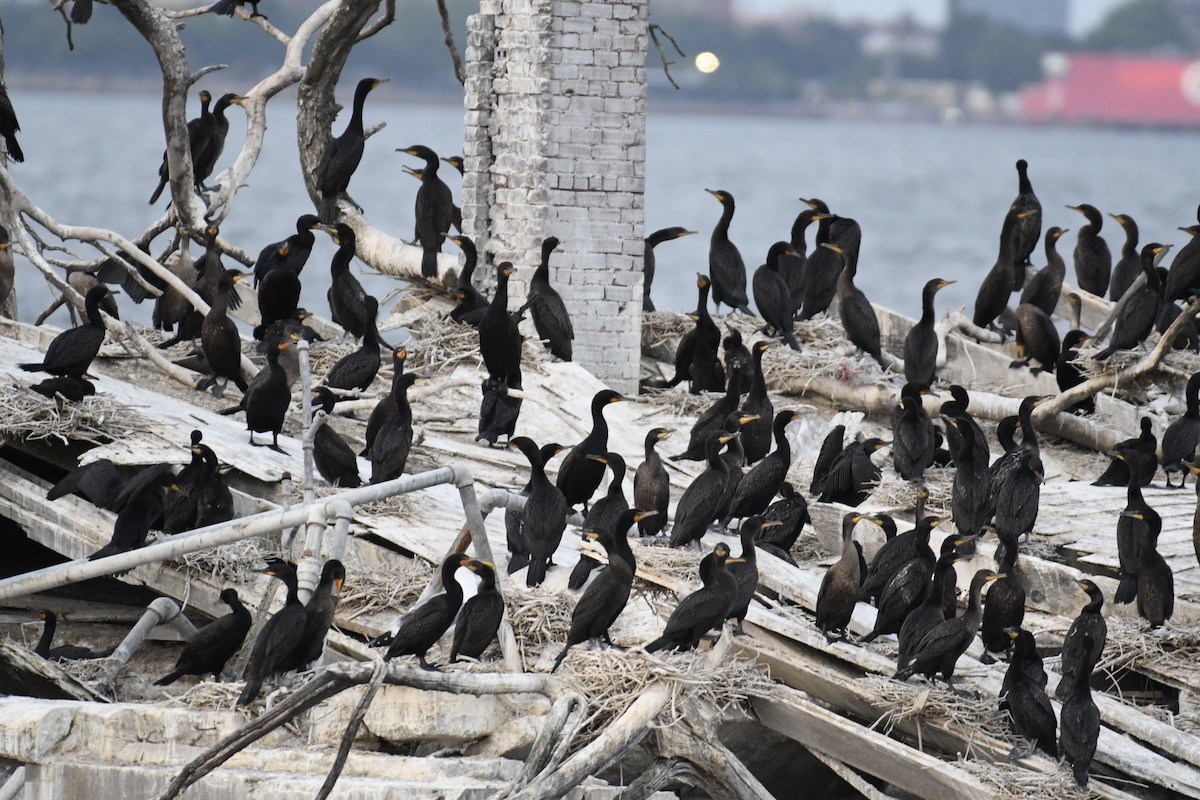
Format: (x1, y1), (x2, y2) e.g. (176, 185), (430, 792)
(980, 652), (996, 665)
(1007, 743), (1035, 761)
(1029, 367), (1044, 376)
(421, 662), (443, 672)
(268, 444), (288, 455)
(1007, 359), (1026, 370)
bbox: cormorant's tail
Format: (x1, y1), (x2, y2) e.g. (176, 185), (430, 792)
(1114, 573), (1138, 604)
(550, 645), (571, 673)
(525, 557), (547, 588)
(19, 363), (44, 373)
(567, 555), (598, 591)
(210, 0), (240, 15)
(236, 677), (261, 706)
(154, 669), (184, 687)
(421, 247), (438, 279)
(149, 177), (168, 205)
(318, 194), (339, 225)
(70, 0), (93, 24)
(643, 636), (669, 653)
(1092, 344), (1117, 361)
(3, 133), (23, 163)
(507, 551), (530, 575)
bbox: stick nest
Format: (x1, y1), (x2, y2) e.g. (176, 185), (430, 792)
(1095, 616), (1200, 682)
(338, 556), (433, 619)
(0, 383), (152, 444)
(169, 536), (280, 587)
(508, 589), (574, 658)
(957, 756), (1099, 800)
(858, 674), (1014, 743)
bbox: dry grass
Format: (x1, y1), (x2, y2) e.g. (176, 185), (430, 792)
(958, 756), (1099, 800)
(1095, 616), (1200, 683)
(858, 674), (1014, 743)
(338, 557), (434, 620)
(170, 537), (281, 588)
(0, 383), (153, 445)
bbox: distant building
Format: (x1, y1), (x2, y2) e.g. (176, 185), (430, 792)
(951, 0), (1069, 38)
(1021, 52), (1200, 126)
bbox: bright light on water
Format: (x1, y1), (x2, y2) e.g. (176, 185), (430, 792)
(694, 52), (720, 74)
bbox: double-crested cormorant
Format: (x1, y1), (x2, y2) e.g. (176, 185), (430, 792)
(891, 383), (936, 482)
(557, 389), (623, 509)
(634, 428), (671, 537)
(941, 402), (990, 538)
(21, 286), (116, 378)
(826, 242), (883, 366)
(163, 432), (212, 533)
(552, 509), (646, 671)
(1093, 243), (1168, 360)
(254, 214), (320, 286)
(505, 441), (563, 574)
(48, 458), (124, 510)
(368, 370), (417, 484)
(782, 205), (817, 313)
(1059, 634), (1102, 788)
(1055, 580), (1107, 702)
(645, 542), (739, 652)
(362, 346), (406, 455)
(723, 328), (753, 395)
(527, 236), (574, 361)
(974, 207), (1032, 330)
(644, 227), (695, 311)
(858, 515), (942, 606)
(1010, 159), (1042, 274)
(705, 189), (751, 314)
(894, 569), (998, 692)
(672, 371), (743, 463)
(196, 268), (247, 398)
(311, 387), (362, 488)
(255, 245), (302, 339)
(511, 436), (569, 587)
(727, 515), (774, 634)
(688, 274), (725, 392)
(288, 559), (346, 670)
(819, 437), (887, 507)
(316, 77), (386, 223)
(31, 376), (96, 402)
(324, 296), (382, 391)
(192, 92), (242, 195)
(668, 432), (736, 548)
(1111, 455), (1172, 625)
(800, 214), (862, 321)
(237, 559), (306, 705)
(1109, 213), (1141, 301)
(478, 261), (522, 385)
(451, 560), (504, 662)
(153, 229), (200, 334)
(35, 610), (113, 660)
(1002, 626), (1057, 759)
(860, 517), (941, 643)
(980, 533), (1025, 662)
(1068, 203), (1113, 297)
(714, 412), (753, 525)
(211, 0), (265, 17)
(723, 410), (796, 525)
(988, 396), (1044, 539)
(239, 340), (292, 451)
(1164, 372), (1200, 488)
(906, 279), (954, 385)
(1012, 302), (1060, 373)
(1019, 226), (1068, 315)
(155, 588), (252, 685)
(810, 424), (845, 496)
(734, 340), (772, 464)
(398, 144), (454, 278)
(1154, 276), (1200, 352)
(320, 223), (371, 340)
(1165, 211), (1200, 301)
(160, 224), (226, 349)
(149, 90), (210, 205)
(1057, 327), (1095, 415)
(0, 82), (24, 163)
(897, 537), (968, 667)
(753, 241), (799, 349)
(759, 483), (809, 551)
(384, 553), (471, 669)
(1093, 416), (1156, 487)
(446, 235), (489, 325)
(815, 512), (866, 642)
(89, 464), (179, 560)
(567, 452), (629, 590)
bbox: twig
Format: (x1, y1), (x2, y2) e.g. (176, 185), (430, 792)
(435, 0), (465, 85)
(315, 657), (389, 800)
(359, 0), (395, 41)
(648, 24), (684, 90)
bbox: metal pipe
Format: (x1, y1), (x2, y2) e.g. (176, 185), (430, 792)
(326, 501), (353, 564)
(296, 506), (328, 603)
(106, 597), (192, 679)
(299, 338), (316, 508)
(0, 767), (25, 800)
(0, 467), (461, 602)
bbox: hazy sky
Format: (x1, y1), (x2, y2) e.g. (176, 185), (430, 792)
(737, 0), (1127, 37)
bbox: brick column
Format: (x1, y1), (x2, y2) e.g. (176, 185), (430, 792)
(463, 0), (648, 394)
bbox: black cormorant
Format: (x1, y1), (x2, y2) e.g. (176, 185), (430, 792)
(21, 286), (115, 378)
(1012, 302), (1060, 373)
(1109, 212), (1141, 301)
(860, 517), (941, 643)
(1001, 626), (1057, 759)
(324, 296), (382, 391)
(192, 92), (241, 196)
(1165, 213), (1200, 301)
(896, 538), (968, 667)
(633, 428), (671, 536)
(556, 389), (623, 510)
(800, 214), (862, 322)
(668, 432), (736, 548)
(451, 560), (504, 662)
(447, 235), (489, 326)
(705, 189), (751, 314)
(511, 436), (569, 587)
(567, 452), (629, 590)
(34, 611), (113, 661)
(288, 559), (346, 670)
(980, 533), (1025, 662)
(1056, 329), (1095, 415)
(905, 278), (954, 385)
(316, 77), (386, 223)
(752, 241), (799, 349)
(643, 227), (695, 311)
(255, 248), (302, 338)
(941, 402), (990, 538)
(894, 569), (998, 692)
(723, 410), (796, 525)
(310, 387), (361, 488)
(253, 214), (320, 286)
(739, 341), (774, 464)
(1010, 159), (1042, 274)
(89, 464), (179, 561)
(398, 144), (454, 278)
(722, 327), (753, 395)
(528, 236), (574, 361)
(827, 242), (883, 366)
(809, 424), (845, 497)
(48, 458), (124, 510)
(506, 441), (563, 574)
(891, 383), (936, 482)
(1114, 449), (1159, 608)
(1055, 580), (1107, 702)
(819, 437), (887, 507)
(362, 347), (406, 455)
(368, 371), (417, 484)
(758, 483), (809, 553)
(672, 370), (743, 463)
(384, 553), (471, 669)
(0, 81), (24, 162)
(1019, 225), (1068, 315)
(1059, 634), (1101, 788)
(1163, 371), (1200, 488)
(153, 229), (200, 334)
(31, 376), (95, 403)
(211, 0), (265, 17)
(688, 274), (725, 393)
(988, 396), (1044, 539)
(645, 542), (739, 652)
(727, 515), (774, 634)
(149, 90), (211, 204)
(858, 515), (942, 606)
(815, 512), (866, 642)
(237, 559), (306, 705)
(320, 223), (371, 340)
(196, 268), (247, 398)
(973, 207), (1032, 330)
(478, 262), (522, 385)
(240, 340), (292, 451)
(1093, 416), (1156, 487)
(1067, 203), (1113, 297)
(783, 204), (819, 313)
(1093, 243), (1168, 360)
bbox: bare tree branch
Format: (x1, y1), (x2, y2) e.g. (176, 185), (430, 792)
(359, 0), (396, 42)
(649, 23), (684, 91)
(435, 0), (465, 85)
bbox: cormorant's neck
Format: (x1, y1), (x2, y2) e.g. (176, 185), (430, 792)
(331, 242), (354, 275)
(1017, 166), (1033, 195)
(35, 614), (55, 657)
(714, 201), (734, 237)
(790, 211), (813, 250)
(441, 560), (465, 605)
(86, 295), (107, 329)
(1188, 376), (1200, 416)
(919, 286), (937, 326)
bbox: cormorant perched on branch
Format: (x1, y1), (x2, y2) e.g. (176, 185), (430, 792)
(316, 77), (387, 223)
(149, 90), (210, 205)
(1093, 243), (1169, 360)
(253, 214), (320, 286)
(211, 0), (266, 18)
(0, 82), (24, 163)
(1019, 226), (1068, 315)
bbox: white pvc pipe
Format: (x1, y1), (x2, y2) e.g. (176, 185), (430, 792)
(0, 767), (25, 800)
(106, 597), (193, 679)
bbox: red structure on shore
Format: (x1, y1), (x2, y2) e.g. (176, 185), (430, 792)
(1021, 52), (1200, 126)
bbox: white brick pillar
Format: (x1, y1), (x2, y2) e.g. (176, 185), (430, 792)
(463, 0), (648, 395)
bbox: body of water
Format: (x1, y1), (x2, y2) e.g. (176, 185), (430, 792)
(7, 88), (1200, 329)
